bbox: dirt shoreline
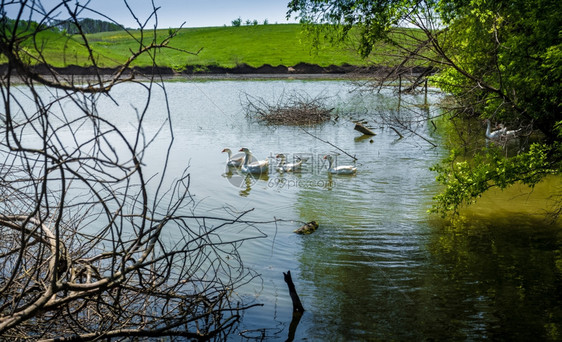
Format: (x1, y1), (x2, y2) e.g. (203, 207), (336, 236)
(0, 62), (433, 80)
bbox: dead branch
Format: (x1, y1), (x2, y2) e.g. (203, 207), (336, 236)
(299, 127), (357, 161)
(389, 126), (404, 139)
(0, 1), (266, 340)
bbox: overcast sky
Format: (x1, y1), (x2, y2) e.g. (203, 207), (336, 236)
(6, 0), (299, 28)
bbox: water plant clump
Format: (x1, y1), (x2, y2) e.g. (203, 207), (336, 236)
(242, 91), (334, 125)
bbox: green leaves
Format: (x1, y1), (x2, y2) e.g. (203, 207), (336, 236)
(287, 0), (425, 57)
(430, 141), (561, 217)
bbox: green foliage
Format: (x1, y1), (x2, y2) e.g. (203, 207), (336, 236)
(288, 0), (562, 216)
(290, 0), (561, 136)
(430, 0), (562, 215)
(433, 0), (562, 139)
(288, 0), (427, 57)
(231, 17), (242, 27)
(430, 136), (562, 216)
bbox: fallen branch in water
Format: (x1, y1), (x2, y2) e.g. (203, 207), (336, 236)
(299, 127), (357, 161)
(394, 117), (437, 147)
(389, 126), (404, 139)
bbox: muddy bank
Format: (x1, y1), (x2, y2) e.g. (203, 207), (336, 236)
(0, 62), (433, 80)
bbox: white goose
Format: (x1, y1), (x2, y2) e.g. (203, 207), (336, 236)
(485, 119), (505, 140)
(222, 148), (244, 167)
(239, 148), (269, 174)
(323, 155), (357, 174)
(276, 154), (304, 172)
(498, 123), (522, 140)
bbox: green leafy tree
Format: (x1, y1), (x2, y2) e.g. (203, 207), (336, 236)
(432, 0), (561, 140)
(231, 17), (242, 27)
(288, 0), (562, 216)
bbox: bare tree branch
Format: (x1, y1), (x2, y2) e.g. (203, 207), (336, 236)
(0, 1), (267, 340)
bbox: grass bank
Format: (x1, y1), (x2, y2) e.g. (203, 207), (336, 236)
(10, 24), (382, 69)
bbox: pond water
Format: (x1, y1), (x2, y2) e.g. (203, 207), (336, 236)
(16, 79), (562, 340)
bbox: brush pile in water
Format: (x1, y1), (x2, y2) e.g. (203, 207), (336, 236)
(242, 91), (333, 125)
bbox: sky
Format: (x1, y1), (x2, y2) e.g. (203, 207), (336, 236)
(5, 0), (300, 28)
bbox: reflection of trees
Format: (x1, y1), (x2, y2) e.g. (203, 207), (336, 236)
(293, 185), (562, 340)
(424, 216), (562, 340)
(293, 182), (427, 339)
(0, 2), (265, 339)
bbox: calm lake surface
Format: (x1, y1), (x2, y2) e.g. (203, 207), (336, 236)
(24, 79), (562, 340)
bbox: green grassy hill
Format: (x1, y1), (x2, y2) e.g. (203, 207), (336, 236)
(12, 24), (376, 69)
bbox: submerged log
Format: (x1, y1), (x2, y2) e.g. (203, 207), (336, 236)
(283, 271), (305, 313)
(354, 123), (376, 136)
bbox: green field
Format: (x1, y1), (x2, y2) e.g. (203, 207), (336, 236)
(12, 24), (386, 69)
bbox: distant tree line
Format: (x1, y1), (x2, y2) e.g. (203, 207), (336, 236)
(2, 16), (124, 34)
(231, 17), (269, 27)
(55, 18), (124, 34)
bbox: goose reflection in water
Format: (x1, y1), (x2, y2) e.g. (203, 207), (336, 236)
(223, 169), (269, 197)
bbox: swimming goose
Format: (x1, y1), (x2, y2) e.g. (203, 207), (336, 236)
(222, 148), (244, 167)
(323, 155), (357, 174)
(276, 154), (304, 172)
(239, 147), (269, 174)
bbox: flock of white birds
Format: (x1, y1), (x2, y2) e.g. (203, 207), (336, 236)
(221, 148), (357, 175)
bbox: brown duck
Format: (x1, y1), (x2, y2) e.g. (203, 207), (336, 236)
(294, 221), (318, 234)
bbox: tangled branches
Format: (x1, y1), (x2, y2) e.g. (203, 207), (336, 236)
(242, 91), (334, 125)
(0, 1), (264, 340)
